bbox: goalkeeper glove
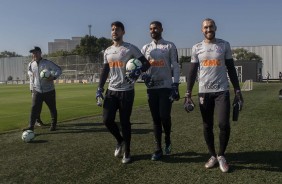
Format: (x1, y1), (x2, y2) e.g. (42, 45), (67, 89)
(233, 90), (244, 111)
(125, 67), (142, 84)
(169, 83), (180, 102)
(184, 91), (195, 113)
(96, 87), (104, 107)
(141, 74), (154, 88)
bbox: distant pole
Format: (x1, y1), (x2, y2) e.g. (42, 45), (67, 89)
(88, 25), (92, 36)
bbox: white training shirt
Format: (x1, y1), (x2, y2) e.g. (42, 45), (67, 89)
(104, 42), (143, 91)
(191, 39), (233, 93)
(141, 38), (180, 89)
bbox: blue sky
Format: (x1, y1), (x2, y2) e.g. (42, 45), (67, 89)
(0, 0), (282, 56)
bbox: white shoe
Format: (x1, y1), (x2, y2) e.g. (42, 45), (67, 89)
(122, 153), (131, 164)
(217, 156), (229, 173)
(114, 142), (124, 157)
(205, 156), (218, 169)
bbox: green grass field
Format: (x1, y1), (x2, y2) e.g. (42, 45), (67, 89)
(0, 82), (281, 183)
(0, 83), (150, 132)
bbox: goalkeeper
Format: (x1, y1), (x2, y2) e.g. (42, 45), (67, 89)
(141, 21), (180, 161)
(95, 21), (150, 164)
(184, 18), (243, 173)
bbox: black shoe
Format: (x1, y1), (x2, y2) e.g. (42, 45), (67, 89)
(151, 150), (163, 161)
(50, 124), (56, 131)
(22, 126), (34, 131)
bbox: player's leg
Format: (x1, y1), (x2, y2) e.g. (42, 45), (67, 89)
(159, 88), (172, 154)
(103, 90), (124, 157)
(199, 93), (218, 169)
(118, 90), (134, 163)
(23, 90), (44, 131)
(44, 90), (57, 131)
(32, 90), (44, 126)
(216, 91), (231, 156)
(35, 101), (45, 126)
(147, 89), (163, 160)
(199, 93), (216, 156)
(216, 91), (231, 172)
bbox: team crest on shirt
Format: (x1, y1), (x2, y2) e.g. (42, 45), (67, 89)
(120, 48), (127, 57)
(159, 45), (167, 53)
(215, 44), (224, 54)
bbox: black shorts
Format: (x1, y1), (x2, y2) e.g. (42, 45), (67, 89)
(103, 89), (135, 124)
(198, 91), (230, 126)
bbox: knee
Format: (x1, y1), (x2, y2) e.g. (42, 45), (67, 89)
(218, 122), (230, 131)
(103, 119), (113, 127)
(203, 122), (213, 131)
(160, 114), (170, 122)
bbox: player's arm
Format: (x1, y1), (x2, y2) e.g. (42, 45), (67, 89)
(137, 55), (151, 72)
(184, 62), (198, 112)
(186, 62), (199, 93)
(225, 58), (240, 91)
(168, 45), (181, 102)
(27, 63), (33, 92)
(49, 60), (62, 80)
(170, 44), (180, 84)
(225, 58), (244, 110)
(96, 63), (109, 103)
(98, 63), (110, 89)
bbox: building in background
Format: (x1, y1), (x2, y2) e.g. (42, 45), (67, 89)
(48, 37), (82, 54)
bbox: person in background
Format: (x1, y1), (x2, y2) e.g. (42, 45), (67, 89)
(184, 18), (243, 173)
(23, 46), (62, 132)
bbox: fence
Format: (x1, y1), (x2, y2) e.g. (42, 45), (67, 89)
(0, 55), (103, 83)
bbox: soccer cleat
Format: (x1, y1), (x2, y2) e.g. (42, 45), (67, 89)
(114, 142), (124, 157)
(121, 153), (131, 164)
(217, 156), (229, 173)
(164, 144), (172, 155)
(205, 156), (218, 169)
(22, 126), (34, 131)
(151, 150), (163, 161)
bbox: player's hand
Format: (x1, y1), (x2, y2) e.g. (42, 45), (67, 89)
(96, 87), (104, 107)
(233, 90), (244, 111)
(183, 91), (195, 113)
(125, 67), (142, 84)
(169, 83), (180, 102)
(96, 87), (104, 100)
(141, 74), (154, 88)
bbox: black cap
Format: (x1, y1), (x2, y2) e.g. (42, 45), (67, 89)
(29, 46), (41, 53)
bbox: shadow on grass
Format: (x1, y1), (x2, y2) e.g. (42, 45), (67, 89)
(35, 121), (153, 136)
(30, 140), (48, 143)
(163, 152), (206, 163)
(229, 151), (282, 172)
(132, 151), (282, 173)
(132, 152), (206, 163)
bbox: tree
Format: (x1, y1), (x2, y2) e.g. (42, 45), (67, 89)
(232, 48), (262, 61)
(0, 51), (22, 58)
(72, 35), (112, 62)
(7, 76), (13, 81)
(48, 50), (72, 57)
